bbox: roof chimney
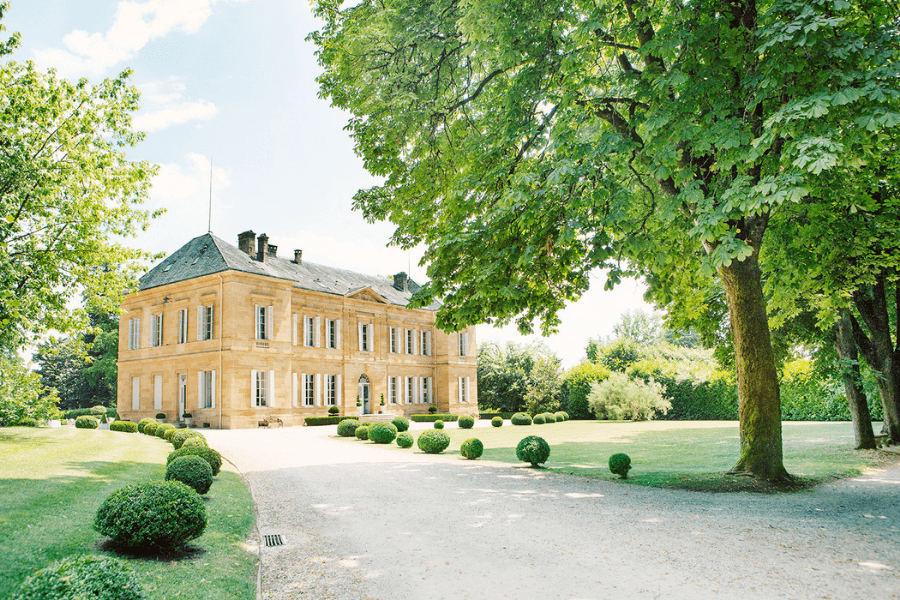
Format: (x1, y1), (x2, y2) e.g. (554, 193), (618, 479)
(293, 249), (303, 264)
(393, 272), (408, 292)
(267, 244), (278, 258)
(238, 230), (255, 256)
(256, 233), (269, 264)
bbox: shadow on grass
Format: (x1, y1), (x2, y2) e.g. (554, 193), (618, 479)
(97, 539), (207, 562)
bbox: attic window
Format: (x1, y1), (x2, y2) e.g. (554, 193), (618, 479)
(163, 263), (173, 272)
(191, 245), (208, 266)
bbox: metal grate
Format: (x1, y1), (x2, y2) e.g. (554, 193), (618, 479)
(263, 534), (283, 547)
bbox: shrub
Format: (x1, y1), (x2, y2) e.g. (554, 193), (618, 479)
(516, 435), (550, 467)
(533, 414), (546, 425)
(137, 418), (155, 433)
(511, 413), (532, 426)
(554, 411), (568, 421)
(64, 408), (93, 420)
(155, 413), (166, 419)
(155, 423), (175, 439)
(306, 415), (357, 426)
(94, 480), (207, 549)
(609, 453), (632, 479)
(396, 432), (414, 448)
(428, 404), (438, 413)
(75, 415), (98, 429)
(410, 413), (458, 422)
(20, 417), (39, 427)
(460, 438), (483, 460)
(328, 405), (340, 415)
(491, 416), (503, 427)
(90, 405), (107, 417)
(562, 362), (612, 419)
(458, 415), (475, 429)
(163, 427), (179, 442)
(355, 425), (370, 440)
(166, 455), (214, 495)
(433, 419), (444, 429)
(337, 419), (361, 437)
(368, 422), (398, 444)
(417, 430), (450, 454)
(391, 416), (410, 432)
(142, 421), (159, 436)
(588, 372), (671, 421)
(110, 420), (138, 433)
(181, 436), (209, 450)
(168, 446), (222, 476)
(171, 429), (203, 449)
(543, 412), (557, 423)
(12, 555), (145, 600)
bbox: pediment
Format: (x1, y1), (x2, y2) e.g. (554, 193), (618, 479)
(346, 286), (389, 304)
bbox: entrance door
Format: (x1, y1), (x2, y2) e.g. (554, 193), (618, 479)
(358, 374), (371, 415)
(178, 373), (187, 420)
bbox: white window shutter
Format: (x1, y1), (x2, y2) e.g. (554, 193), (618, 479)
(135, 318), (140, 348)
(314, 317), (321, 347)
(403, 377), (408, 403)
(458, 377), (463, 403)
(210, 371), (216, 409)
(336, 374), (342, 406)
(268, 370), (276, 407)
(358, 323), (363, 351)
(292, 373), (298, 407)
(428, 377), (433, 403)
(466, 376), (471, 402)
(304, 315), (310, 346)
(266, 305), (273, 340)
(389, 327), (394, 353)
(197, 307), (203, 340)
(154, 375), (162, 410)
(132, 376), (140, 410)
(404, 329), (409, 354)
(149, 316), (156, 347)
(301, 373), (307, 405)
(254, 305), (260, 338)
(209, 305), (214, 338)
(336, 319), (341, 349)
(464, 332), (470, 356)
(427, 331), (432, 355)
(414, 330), (419, 355)
(250, 370), (258, 407)
(293, 314), (298, 345)
(315, 373), (322, 406)
(367, 324), (373, 351)
(198, 371), (205, 408)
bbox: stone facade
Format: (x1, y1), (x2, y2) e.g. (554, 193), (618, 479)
(116, 231), (477, 429)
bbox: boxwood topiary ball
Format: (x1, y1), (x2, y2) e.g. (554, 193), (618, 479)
(181, 436), (208, 450)
(94, 480), (207, 549)
(417, 430), (450, 454)
(491, 416), (503, 427)
(532, 414), (546, 425)
(511, 413), (532, 426)
(368, 422), (398, 444)
(433, 419), (444, 429)
(337, 419), (361, 437)
(355, 425), (370, 440)
(75, 415), (98, 429)
(167, 446), (222, 476)
(391, 416), (410, 432)
(163, 427), (179, 443)
(609, 453), (632, 479)
(171, 429), (203, 449)
(516, 435), (550, 467)
(460, 438), (483, 460)
(166, 455), (213, 495)
(543, 413), (557, 423)
(554, 411), (568, 422)
(155, 423), (175, 439)
(13, 554), (145, 600)
(137, 418), (154, 434)
(458, 415), (475, 429)
(396, 432), (414, 448)
(142, 421), (159, 436)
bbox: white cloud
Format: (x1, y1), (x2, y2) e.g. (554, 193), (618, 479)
(32, 0), (246, 78)
(132, 78), (218, 132)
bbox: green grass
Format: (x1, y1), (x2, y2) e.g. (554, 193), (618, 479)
(381, 420), (900, 493)
(0, 426), (256, 599)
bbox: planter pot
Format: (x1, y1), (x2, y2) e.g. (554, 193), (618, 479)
(98, 423), (110, 430)
(156, 418), (165, 423)
(183, 419), (192, 427)
(47, 419), (61, 428)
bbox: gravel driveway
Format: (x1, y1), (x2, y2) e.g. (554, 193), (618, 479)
(204, 424), (900, 600)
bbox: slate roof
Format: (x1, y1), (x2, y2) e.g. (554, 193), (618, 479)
(138, 233), (439, 310)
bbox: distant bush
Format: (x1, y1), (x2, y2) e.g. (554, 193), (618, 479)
(516, 435), (550, 467)
(562, 362), (612, 419)
(510, 412), (532, 426)
(391, 416), (410, 432)
(355, 425), (370, 440)
(64, 408), (93, 420)
(142, 421), (159, 436)
(337, 419), (361, 437)
(75, 415), (98, 429)
(479, 411), (515, 420)
(410, 414), (458, 422)
(166, 455), (213, 495)
(328, 405), (340, 415)
(458, 415), (475, 429)
(137, 418), (155, 433)
(396, 432), (414, 448)
(20, 417), (39, 427)
(460, 438), (483, 460)
(90, 405), (107, 417)
(181, 436), (208, 450)
(155, 423), (175, 439)
(428, 404), (438, 413)
(167, 446), (222, 476)
(368, 422), (398, 444)
(94, 480), (206, 549)
(588, 372), (671, 421)
(433, 420), (444, 429)
(417, 430), (450, 454)
(554, 411), (568, 421)
(306, 416), (358, 426)
(542, 412), (556, 423)
(12, 555), (145, 600)
(491, 416), (503, 427)
(171, 429), (203, 449)
(609, 453), (632, 479)
(110, 420), (138, 433)
(532, 414), (546, 425)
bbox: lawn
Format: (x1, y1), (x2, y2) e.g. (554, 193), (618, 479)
(0, 426), (257, 599)
(383, 420), (900, 492)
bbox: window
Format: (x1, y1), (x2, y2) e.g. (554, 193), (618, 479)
(197, 304), (214, 340)
(131, 376), (140, 410)
(251, 370), (272, 407)
(304, 315), (319, 347)
(150, 314), (163, 347)
(303, 373), (315, 406)
(128, 318), (140, 350)
(406, 329), (415, 354)
(178, 309), (188, 344)
(459, 331), (470, 356)
(389, 327), (398, 353)
(358, 322), (373, 351)
(256, 305), (273, 340)
(421, 331), (431, 356)
(406, 376), (414, 404)
(326, 374), (338, 406)
(326, 319), (340, 349)
(458, 377), (471, 402)
(389, 376), (398, 404)
(153, 375), (162, 411)
(198, 370), (215, 409)
(420, 377), (431, 403)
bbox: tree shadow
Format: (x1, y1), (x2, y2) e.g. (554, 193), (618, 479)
(97, 539), (207, 562)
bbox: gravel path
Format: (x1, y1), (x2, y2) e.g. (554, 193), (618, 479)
(204, 424), (900, 600)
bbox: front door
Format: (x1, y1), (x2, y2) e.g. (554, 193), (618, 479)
(178, 373), (187, 420)
(361, 383), (371, 414)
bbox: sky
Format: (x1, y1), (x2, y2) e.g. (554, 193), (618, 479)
(5, 0), (654, 368)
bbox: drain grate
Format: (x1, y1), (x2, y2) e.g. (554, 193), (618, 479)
(263, 534), (284, 547)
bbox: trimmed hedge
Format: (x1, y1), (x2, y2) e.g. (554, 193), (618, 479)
(163, 427), (179, 442)
(75, 415), (98, 429)
(479, 411), (515, 420)
(142, 421), (159, 436)
(460, 438), (483, 460)
(516, 435), (550, 467)
(533, 414), (546, 425)
(417, 430), (450, 454)
(181, 436), (209, 450)
(20, 417), (38, 427)
(554, 411), (569, 421)
(12, 555), (145, 600)
(355, 425), (370, 440)
(110, 420), (138, 433)
(433, 420), (444, 429)
(337, 419), (361, 437)
(167, 446), (222, 476)
(609, 453), (632, 479)
(491, 416), (503, 427)
(156, 423), (175, 439)
(94, 480), (207, 549)
(171, 429), (203, 449)
(458, 415), (475, 429)
(391, 416), (410, 432)
(542, 412), (557, 423)
(137, 418), (155, 433)
(166, 455), (213, 495)
(305, 415), (358, 426)
(368, 422), (398, 444)
(396, 432), (414, 448)
(411, 414), (459, 422)
(511, 413), (532, 426)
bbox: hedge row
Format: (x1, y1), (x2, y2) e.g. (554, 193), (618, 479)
(411, 414), (460, 422)
(479, 411), (515, 420)
(65, 407), (118, 420)
(304, 415), (358, 426)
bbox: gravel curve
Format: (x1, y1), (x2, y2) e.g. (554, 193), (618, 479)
(204, 425), (900, 600)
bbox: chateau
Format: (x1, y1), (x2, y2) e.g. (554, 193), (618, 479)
(116, 230), (477, 429)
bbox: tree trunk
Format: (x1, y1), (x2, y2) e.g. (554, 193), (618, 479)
(834, 309), (876, 450)
(719, 253), (790, 481)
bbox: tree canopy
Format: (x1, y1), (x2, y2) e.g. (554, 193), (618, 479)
(312, 0), (900, 480)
